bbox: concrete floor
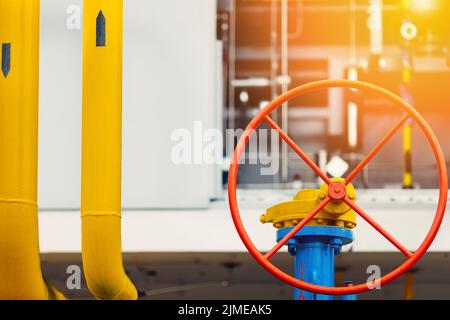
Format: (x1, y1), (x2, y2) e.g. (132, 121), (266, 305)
(41, 252), (450, 300)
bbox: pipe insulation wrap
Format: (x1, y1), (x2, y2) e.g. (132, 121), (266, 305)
(81, 0), (137, 300)
(0, 0), (64, 300)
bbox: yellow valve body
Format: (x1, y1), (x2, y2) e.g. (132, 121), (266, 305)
(81, 0), (137, 300)
(261, 178), (357, 230)
(0, 0), (64, 299)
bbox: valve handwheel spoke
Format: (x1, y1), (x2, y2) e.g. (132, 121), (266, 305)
(264, 196), (331, 260)
(345, 114), (411, 184)
(343, 197), (414, 258)
(264, 115), (331, 185)
(228, 79), (448, 295)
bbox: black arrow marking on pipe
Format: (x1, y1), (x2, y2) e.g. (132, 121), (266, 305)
(1, 43), (11, 78)
(96, 10), (106, 47)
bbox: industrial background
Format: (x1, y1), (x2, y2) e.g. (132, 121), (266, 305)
(1, 0), (450, 300)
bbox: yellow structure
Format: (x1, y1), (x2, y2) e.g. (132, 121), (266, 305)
(260, 178), (357, 230)
(401, 46), (413, 189)
(81, 0), (138, 300)
(0, 0), (64, 300)
(404, 272), (414, 300)
(403, 120), (414, 189)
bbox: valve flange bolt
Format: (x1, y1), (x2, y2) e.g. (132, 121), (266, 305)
(275, 222), (284, 229)
(345, 222), (355, 229)
(260, 215), (266, 224)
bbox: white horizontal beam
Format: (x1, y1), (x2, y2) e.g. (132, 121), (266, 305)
(38, 189), (450, 254)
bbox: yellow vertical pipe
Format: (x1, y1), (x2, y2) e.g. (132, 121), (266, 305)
(81, 0), (137, 300)
(404, 272), (414, 300)
(403, 122), (413, 189)
(0, 0), (64, 300)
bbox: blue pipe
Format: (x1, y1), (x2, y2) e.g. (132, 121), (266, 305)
(293, 241), (335, 300)
(341, 281), (357, 300)
(277, 226), (354, 300)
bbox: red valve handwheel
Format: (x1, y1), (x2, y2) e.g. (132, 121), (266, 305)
(228, 79), (448, 295)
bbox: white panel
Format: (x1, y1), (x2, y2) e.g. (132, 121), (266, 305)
(39, 0), (83, 208)
(122, 0), (217, 208)
(211, 40), (224, 199)
(38, 1), (218, 209)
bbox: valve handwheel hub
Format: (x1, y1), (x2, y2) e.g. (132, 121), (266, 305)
(228, 79), (448, 296)
(328, 181), (347, 200)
